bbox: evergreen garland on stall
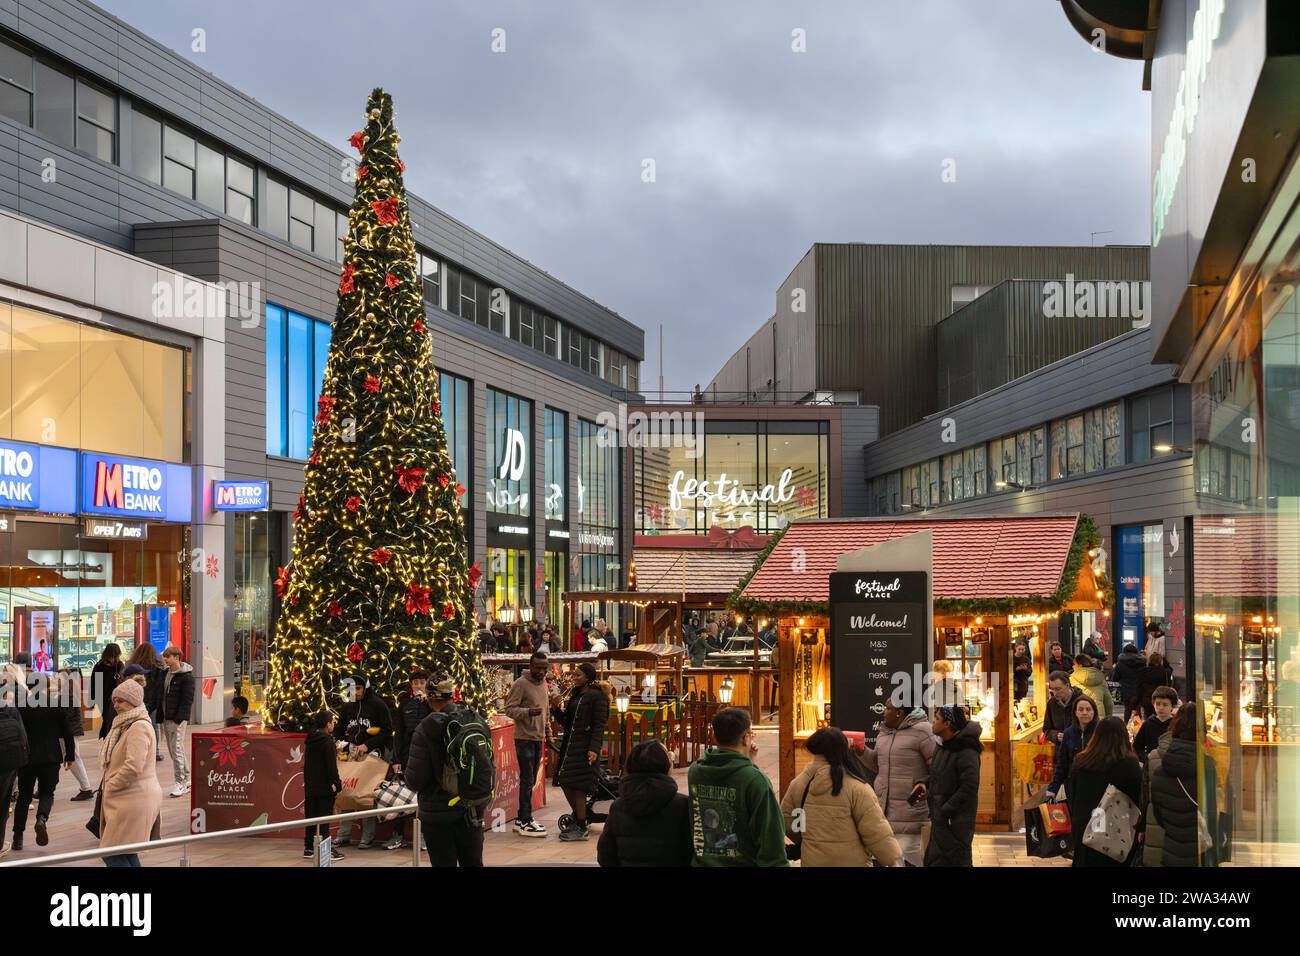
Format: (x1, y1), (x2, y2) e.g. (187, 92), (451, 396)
(264, 89), (486, 729)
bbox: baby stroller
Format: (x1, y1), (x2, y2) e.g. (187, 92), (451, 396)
(556, 769), (621, 833)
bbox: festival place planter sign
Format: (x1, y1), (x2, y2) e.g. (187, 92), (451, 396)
(190, 727), (307, 838)
(829, 571), (929, 745)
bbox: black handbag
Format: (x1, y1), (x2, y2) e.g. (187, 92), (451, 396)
(785, 775), (815, 861)
(85, 789), (103, 838)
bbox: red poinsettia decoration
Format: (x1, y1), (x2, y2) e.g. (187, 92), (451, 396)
(455, 482), (466, 498)
(371, 547), (392, 565)
(339, 263), (355, 295)
(345, 495), (361, 513)
(385, 272), (400, 289)
(349, 130), (365, 152)
(356, 165), (369, 179)
(370, 197), (400, 225)
(328, 600), (343, 618)
(363, 375), (381, 394)
(405, 582), (432, 616)
(467, 562), (483, 590)
(316, 394), (337, 425)
(398, 159), (406, 173)
(395, 466), (426, 494)
(291, 667), (302, 685)
(441, 601), (456, 620)
(413, 318), (425, 334)
(437, 473), (451, 489)
(347, 642), (364, 663)
(308, 449), (320, 466)
(292, 494), (305, 522)
(275, 565), (292, 597)
(209, 738), (249, 768)
(432, 398), (441, 417)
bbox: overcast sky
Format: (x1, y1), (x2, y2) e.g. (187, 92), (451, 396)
(97, 0), (1150, 393)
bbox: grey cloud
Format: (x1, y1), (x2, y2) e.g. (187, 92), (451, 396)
(97, 0), (1150, 392)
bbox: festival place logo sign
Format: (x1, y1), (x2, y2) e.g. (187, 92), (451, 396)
(190, 730), (306, 838)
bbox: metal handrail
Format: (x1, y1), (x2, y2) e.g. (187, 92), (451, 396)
(0, 802), (421, 868)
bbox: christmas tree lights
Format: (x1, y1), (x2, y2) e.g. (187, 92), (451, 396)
(264, 89), (487, 729)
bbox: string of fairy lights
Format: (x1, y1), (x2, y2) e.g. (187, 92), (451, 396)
(264, 88), (487, 728)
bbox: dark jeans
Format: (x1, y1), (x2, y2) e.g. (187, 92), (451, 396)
(515, 739), (542, 822)
(422, 816), (484, 867)
(14, 762), (59, 835)
(0, 769), (16, 841)
(103, 854), (141, 868)
(304, 795), (334, 852)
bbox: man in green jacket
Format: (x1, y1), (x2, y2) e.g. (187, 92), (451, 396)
(688, 707), (788, 867)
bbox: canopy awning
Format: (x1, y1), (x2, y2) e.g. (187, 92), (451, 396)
(631, 547), (764, 595)
(734, 513), (1102, 616)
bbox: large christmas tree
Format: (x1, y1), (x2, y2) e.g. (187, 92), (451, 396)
(264, 89), (486, 729)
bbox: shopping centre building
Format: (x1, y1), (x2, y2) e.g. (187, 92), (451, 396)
(0, 0), (642, 720)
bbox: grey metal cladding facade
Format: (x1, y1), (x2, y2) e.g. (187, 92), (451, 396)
(810, 243), (1150, 435)
(132, 220), (637, 514)
(2, 0), (643, 360)
(937, 279), (1143, 408)
(838, 405), (879, 517)
(865, 327), (1178, 478)
(886, 456), (1196, 540)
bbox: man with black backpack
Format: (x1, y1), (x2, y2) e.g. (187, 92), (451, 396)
(404, 677), (496, 867)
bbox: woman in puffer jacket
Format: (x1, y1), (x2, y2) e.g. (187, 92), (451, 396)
(859, 703), (937, 866)
(1070, 655), (1115, 719)
(779, 727), (902, 867)
(1144, 704), (1218, 866)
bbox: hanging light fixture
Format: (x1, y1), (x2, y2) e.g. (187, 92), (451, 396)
(719, 675), (734, 704)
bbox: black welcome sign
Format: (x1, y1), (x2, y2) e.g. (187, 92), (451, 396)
(829, 571), (929, 744)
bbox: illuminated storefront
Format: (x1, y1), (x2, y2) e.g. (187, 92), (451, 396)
(0, 300), (194, 670)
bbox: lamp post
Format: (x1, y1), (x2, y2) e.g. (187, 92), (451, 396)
(615, 686), (631, 773)
(641, 667), (657, 704)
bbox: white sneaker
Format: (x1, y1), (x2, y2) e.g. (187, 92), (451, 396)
(514, 819), (547, 838)
(170, 783), (191, 797)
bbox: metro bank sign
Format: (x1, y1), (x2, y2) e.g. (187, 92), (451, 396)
(0, 439), (77, 513)
(80, 452), (192, 522)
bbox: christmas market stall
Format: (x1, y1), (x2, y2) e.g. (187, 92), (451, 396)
(730, 512), (1108, 830)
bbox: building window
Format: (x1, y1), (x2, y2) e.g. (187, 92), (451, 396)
(128, 109), (162, 184)
(0, 38), (116, 162)
(439, 371), (471, 534)
(545, 408), (567, 523)
(289, 188), (314, 252)
(264, 303), (332, 460)
(162, 126), (196, 198)
(485, 388), (532, 517)
(226, 156), (255, 224)
(74, 78), (115, 161)
(1130, 387), (1176, 463)
(577, 418), (622, 601)
(265, 175), (289, 241)
(419, 253), (440, 306)
(0, 300), (186, 460)
(543, 315), (559, 359)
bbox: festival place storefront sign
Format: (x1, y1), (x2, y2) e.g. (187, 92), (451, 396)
(191, 726), (308, 838)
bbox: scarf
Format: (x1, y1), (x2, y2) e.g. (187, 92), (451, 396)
(101, 703), (151, 769)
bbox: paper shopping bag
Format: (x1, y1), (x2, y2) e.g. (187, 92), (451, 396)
(335, 753), (389, 812)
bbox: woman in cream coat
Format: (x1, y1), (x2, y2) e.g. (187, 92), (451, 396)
(99, 679), (161, 867)
(780, 727), (902, 867)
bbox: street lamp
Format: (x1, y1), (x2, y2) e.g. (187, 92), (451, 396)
(642, 668), (657, 703)
(497, 601), (517, 625)
(719, 675), (734, 704)
(518, 601), (534, 624)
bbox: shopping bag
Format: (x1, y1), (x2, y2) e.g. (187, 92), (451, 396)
(1039, 801), (1072, 837)
(1024, 807), (1070, 858)
(335, 753), (389, 812)
(1014, 741), (1057, 786)
(374, 777), (417, 822)
(1082, 783), (1139, 862)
